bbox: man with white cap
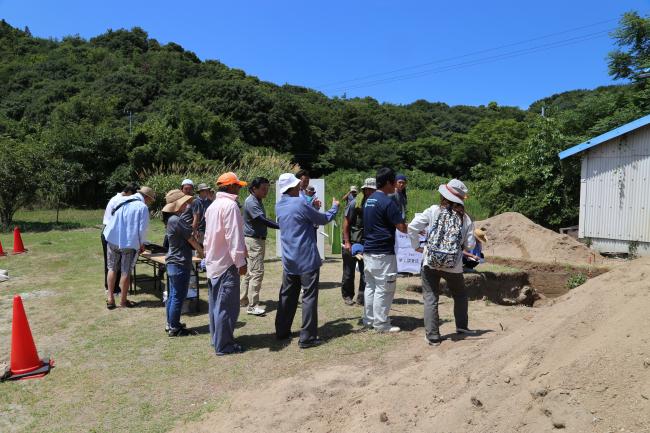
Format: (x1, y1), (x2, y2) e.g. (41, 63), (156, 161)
(103, 186), (156, 309)
(204, 172), (248, 355)
(407, 179), (476, 346)
(341, 178), (375, 306)
(162, 189), (204, 336)
(275, 172), (339, 348)
(181, 179), (194, 196)
(180, 179), (196, 226)
(341, 185), (358, 206)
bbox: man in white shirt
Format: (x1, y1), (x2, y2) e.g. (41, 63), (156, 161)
(101, 182), (138, 294)
(407, 179), (475, 346)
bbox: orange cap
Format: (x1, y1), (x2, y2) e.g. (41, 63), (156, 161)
(216, 172), (248, 187)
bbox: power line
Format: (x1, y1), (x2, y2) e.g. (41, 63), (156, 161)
(315, 17), (617, 91)
(323, 29), (612, 93)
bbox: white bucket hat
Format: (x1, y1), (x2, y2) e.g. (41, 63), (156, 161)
(438, 179), (469, 205)
(181, 178), (194, 187)
(278, 173), (301, 194)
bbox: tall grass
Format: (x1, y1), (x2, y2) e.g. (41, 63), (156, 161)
(139, 148), (298, 211)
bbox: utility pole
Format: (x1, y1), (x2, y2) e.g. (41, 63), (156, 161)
(124, 108), (133, 136)
(541, 106), (546, 117)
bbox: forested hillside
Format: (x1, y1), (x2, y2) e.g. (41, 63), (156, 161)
(1, 11), (648, 229)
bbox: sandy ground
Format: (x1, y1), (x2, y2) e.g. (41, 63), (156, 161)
(173, 255), (649, 433)
(476, 212), (603, 265)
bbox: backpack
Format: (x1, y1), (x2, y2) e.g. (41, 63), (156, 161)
(424, 206), (464, 269)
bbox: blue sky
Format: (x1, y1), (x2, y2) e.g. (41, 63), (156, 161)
(1, 0), (647, 108)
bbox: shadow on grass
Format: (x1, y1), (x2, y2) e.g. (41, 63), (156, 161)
(442, 329), (493, 341)
(393, 297), (423, 305)
(319, 281), (341, 290)
(8, 220), (85, 233)
(261, 300), (278, 313)
(227, 316), (360, 353)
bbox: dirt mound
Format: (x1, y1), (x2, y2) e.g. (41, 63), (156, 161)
(476, 212), (601, 265)
(175, 257), (650, 433)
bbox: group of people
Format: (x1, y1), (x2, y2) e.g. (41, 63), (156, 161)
(101, 167), (483, 355)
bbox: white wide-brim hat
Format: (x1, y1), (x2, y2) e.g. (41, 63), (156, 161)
(438, 178), (469, 205)
(278, 173), (301, 194)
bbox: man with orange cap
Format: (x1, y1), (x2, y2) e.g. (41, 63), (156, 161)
(203, 172), (248, 355)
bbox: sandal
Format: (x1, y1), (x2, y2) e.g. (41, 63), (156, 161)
(119, 300), (137, 308)
(106, 301), (116, 310)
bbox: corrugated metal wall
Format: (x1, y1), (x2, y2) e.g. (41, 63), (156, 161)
(580, 124), (650, 252)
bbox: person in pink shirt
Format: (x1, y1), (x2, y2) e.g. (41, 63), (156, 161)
(203, 172), (248, 355)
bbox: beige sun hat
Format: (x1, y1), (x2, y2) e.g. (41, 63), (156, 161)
(362, 178), (376, 190)
(162, 189), (193, 213)
(138, 186), (156, 201)
(474, 227), (488, 244)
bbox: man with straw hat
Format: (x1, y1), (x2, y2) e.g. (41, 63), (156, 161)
(407, 179), (476, 346)
(204, 172), (248, 355)
(463, 227), (487, 269)
(103, 185), (156, 309)
(163, 189), (204, 336)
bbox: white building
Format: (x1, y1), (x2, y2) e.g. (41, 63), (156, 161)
(559, 113), (650, 255)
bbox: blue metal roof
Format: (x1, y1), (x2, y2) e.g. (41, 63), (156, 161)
(558, 113), (650, 160)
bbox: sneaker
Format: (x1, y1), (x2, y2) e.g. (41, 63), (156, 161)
(165, 322), (186, 332)
(216, 343), (245, 356)
(343, 297), (355, 306)
(376, 326), (401, 333)
(247, 306), (266, 316)
(168, 327), (196, 337)
(356, 296), (364, 306)
(425, 335), (446, 346)
(456, 327), (477, 335)
(298, 337), (323, 349)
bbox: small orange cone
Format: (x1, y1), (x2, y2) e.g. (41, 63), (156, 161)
(7, 296), (53, 380)
(12, 226), (26, 254)
(0, 239), (6, 256)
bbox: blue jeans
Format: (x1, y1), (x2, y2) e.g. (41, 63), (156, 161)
(166, 263), (191, 330)
(209, 265), (240, 354)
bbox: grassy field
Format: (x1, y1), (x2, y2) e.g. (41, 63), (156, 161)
(0, 209), (438, 433)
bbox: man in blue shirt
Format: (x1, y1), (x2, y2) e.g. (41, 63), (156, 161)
(275, 172), (339, 348)
(363, 168), (407, 333)
(103, 186), (155, 309)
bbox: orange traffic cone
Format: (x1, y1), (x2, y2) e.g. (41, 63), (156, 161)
(0, 238), (6, 256)
(7, 296), (53, 380)
(12, 226), (26, 254)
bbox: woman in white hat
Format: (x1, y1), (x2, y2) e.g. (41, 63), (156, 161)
(407, 179), (476, 346)
(163, 189), (204, 336)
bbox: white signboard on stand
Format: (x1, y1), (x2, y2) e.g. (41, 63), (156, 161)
(276, 178), (326, 260)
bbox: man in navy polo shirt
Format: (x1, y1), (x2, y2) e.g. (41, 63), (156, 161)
(362, 167), (407, 332)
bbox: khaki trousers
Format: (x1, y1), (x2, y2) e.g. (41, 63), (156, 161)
(240, 237), (266, 306)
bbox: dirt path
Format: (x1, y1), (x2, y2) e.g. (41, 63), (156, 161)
(174, 258), (650, 433)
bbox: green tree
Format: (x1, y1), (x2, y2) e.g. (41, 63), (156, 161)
(0, 137), (47, 229)
(608, 11), (650, 80)
(473, 117), (580, 229)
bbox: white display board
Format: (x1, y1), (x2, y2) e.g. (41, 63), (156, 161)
(276, 178), (326, 260)
(395, 230), (423, 273)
